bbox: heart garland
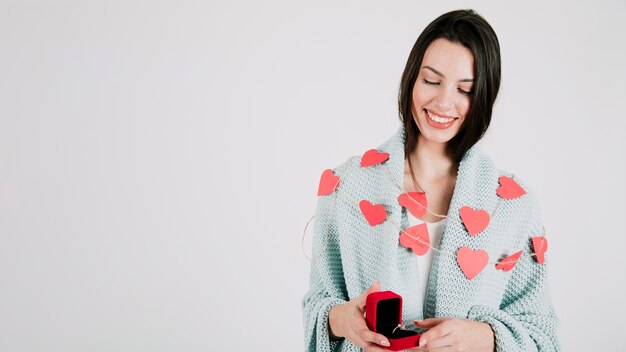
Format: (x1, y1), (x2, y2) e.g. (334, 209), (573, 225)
(398, 223), (430, 256)
(361, 149), (390, 167)
(398, 192), (427, 218)
(315, 148), (547, 281)
(495, 250), (523, 272)
(317, 169), (340, 196)
(359, 200), (387, 226)
(497, 176), (527, 199)
(532, 236), (548, 264)
(459, 206), (490, 236)
(457, 246), (489, 280)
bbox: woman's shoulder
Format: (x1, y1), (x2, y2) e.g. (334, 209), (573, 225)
(461, 146), (537, 193)
(315, 128), (406, 218)
(461, 146), (542, 224)
(326, 128), (405, 187)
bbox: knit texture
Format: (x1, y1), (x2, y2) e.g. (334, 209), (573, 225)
(302, 126), (559, 351)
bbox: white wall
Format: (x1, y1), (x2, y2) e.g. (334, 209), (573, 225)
(1, 0), (624, 351)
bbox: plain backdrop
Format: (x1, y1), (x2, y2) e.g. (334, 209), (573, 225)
(1, 0), (625, 351)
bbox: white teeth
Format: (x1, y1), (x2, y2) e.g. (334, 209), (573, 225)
(427, 110), (455, 123)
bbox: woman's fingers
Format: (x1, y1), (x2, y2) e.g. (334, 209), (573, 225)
(419, 331), (456, 350)
(357, 326), (390, 347)
(331, 282), (389, 349)
(363, 343), (393, 352)
(406, 347), (450, 351)
(351, 315), (390, 347)
(414, 318), (451, 348)
(409, 318), (494, 351)
(413, 317), (445, 328)
(356, 281), (381, 310)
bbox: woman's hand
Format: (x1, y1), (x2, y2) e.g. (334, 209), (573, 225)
(328, 281), (391, 351)
(409, 318), (495, 352)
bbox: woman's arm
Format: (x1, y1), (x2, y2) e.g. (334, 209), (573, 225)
(303, 159), (399, 352)
(466, 247), (559, 351)
(467, 189), (560, 352)
(302, 172), (349, 352)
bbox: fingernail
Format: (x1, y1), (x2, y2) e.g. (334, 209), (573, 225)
(380, 339), (390, 346)
(418, 338), (426, 347)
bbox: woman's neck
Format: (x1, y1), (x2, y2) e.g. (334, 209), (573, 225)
(408, 136), (457, 179)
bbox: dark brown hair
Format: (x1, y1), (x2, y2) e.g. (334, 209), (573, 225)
(398, 9), (501, 166)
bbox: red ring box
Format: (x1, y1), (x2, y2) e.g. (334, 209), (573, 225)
(365, 291), (420, 351)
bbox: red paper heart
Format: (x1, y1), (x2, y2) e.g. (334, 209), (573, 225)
(456, 246), (489, 280)
(495, 250), (523, 272)
(532, 237), (548, 264)
(317, 169), (340, 196)
(360, 149), (390, 167)
(459, 206), (490, 236)
(398, 192), (427, 218)
(399, 223), (430, 256)
(359, 200), (387, 226)
(496, 176), (526, 200)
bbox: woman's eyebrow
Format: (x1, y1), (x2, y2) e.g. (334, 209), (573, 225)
(422, 65), (474, 82)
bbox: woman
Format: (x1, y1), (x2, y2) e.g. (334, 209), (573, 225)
(303, 9), (559, 352)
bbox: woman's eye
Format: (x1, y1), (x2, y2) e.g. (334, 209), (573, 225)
(458, 88), (473, 96)
(423, 79), (439, 86)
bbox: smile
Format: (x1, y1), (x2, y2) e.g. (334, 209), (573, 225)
(424, 109), (458, 129)
(426, 110), (457, 123)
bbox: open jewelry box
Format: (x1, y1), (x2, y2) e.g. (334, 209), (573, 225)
(365, 291), (420, 351)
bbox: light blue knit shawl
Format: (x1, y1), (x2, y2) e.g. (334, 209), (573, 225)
(303, 126), (559, 351)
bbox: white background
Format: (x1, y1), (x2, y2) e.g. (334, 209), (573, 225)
(1, 0), (625, 351)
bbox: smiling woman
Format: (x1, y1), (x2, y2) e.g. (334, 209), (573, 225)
(303, 9), (559, 352)
(398, 10), (501, 166)
(411, 39), (474, 145)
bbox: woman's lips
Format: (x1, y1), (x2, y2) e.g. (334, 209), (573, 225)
(425, 109), (457, 129)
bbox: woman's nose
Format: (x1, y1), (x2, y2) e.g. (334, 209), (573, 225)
(435, 88), (454, 111)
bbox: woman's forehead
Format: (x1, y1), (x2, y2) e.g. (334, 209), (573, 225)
(422, 38), (475, 79)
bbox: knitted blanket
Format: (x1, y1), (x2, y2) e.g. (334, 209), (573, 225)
(302, 126), (559, 351)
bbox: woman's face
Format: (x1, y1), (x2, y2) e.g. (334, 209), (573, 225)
(411, 38), (475, 146)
